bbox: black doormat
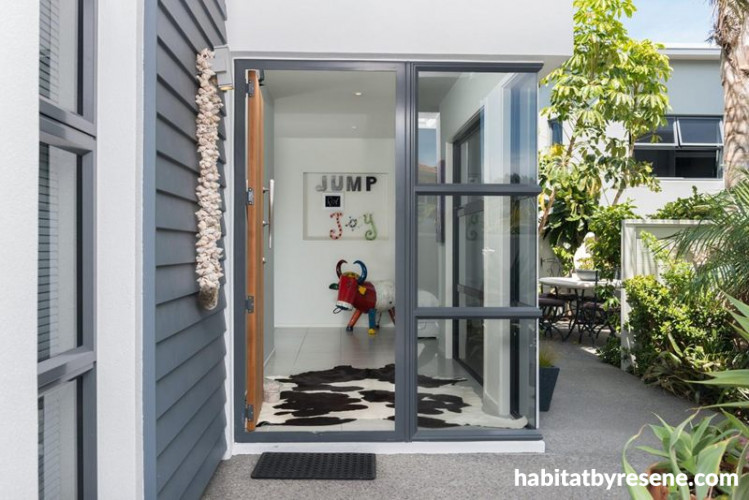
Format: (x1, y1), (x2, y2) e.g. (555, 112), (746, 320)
(251, 452), (376, 480)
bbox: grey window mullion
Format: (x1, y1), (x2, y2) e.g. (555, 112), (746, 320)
(414, 307), (541, 320)
(414, 183), (541, 196)
(38, 348), (96, 395)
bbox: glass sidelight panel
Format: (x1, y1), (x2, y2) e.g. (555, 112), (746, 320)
(416, 195), (537, 308)
(38, 143), (80, 362)
(39, 0), (80, 113)
(416, 319), (536, 430)
(416, 71), (537, 184)
(38, 381), (79, 499)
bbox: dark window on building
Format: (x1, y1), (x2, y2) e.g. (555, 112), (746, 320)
(549, 118), (563, 145)
(634, 116), (723, 179)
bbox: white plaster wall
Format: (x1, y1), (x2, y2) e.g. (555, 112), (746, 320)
(0, 2), (40, 497)
(273, 138), (396, 327)
(225, 0), (572, 71)
(96, 1), (144, 497)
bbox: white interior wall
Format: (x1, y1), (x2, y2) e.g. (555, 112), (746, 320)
(0, 2), (40, 497)
(274, 137), (396, 326)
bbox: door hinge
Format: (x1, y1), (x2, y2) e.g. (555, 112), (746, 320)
(246, 79), (255, 97)
(244, 403), (254, 422)
(245, 295), (255, 314)
(246, 187), (254, 205)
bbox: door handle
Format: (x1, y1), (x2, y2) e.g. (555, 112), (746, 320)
(263, 179), (274, 249)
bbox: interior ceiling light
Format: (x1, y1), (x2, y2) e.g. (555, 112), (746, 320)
(354, 92), (363, 96)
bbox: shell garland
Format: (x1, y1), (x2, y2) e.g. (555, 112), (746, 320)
(195, 49), (224, 310)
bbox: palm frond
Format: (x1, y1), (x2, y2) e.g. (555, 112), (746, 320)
(669, 179), (749, 301)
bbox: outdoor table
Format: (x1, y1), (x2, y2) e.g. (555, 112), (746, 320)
(538, 276), (622, 339)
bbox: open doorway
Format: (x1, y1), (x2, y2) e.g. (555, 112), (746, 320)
(244, 68), (399, 433)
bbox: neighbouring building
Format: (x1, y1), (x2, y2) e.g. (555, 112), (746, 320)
(539, 44), (725, 216)
(1, 1), (574, 498)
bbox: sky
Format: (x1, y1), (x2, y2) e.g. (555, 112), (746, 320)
(624, 0), (714, 44)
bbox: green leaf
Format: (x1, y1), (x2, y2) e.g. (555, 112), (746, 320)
(695, 439), (732, 500)
(635, 445), (670, 458)
(622, 427), (657, 500)
(698, 370), (749, 388)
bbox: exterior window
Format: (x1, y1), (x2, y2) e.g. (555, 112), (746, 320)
(634, 116), (723, 179)
(38, 0), (96, 498)
(549, 119), (563, 146)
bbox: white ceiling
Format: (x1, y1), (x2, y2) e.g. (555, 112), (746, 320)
(263, 70), (459, 139)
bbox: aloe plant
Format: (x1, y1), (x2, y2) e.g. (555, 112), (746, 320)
(623, 414), (739, 499)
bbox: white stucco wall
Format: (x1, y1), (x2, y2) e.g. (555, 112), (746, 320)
(225, 0), (573, 70)
(0, 2), (41, 498)
(96, 1), (145, 498)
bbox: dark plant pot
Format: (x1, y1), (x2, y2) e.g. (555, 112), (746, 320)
(539, 366), (560, 412)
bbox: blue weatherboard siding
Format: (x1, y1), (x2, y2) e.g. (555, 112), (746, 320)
(147, 0), (228, 498)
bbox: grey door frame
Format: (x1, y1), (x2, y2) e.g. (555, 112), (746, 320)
(233, 59), (543, 443)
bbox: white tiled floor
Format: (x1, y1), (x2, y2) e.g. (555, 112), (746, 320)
(264, 326), (397, 377)
(257, 326), (484, 433)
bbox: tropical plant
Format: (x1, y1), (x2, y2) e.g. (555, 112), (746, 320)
(651, 186), (723, 221)
(588, 201), (639, 279)
(670, 178), (749, 303)
(538, 0), (669, 239)
(710, 0), (749, 188)
(698, 295), (749, 413)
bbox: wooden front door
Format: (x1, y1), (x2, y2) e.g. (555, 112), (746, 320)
(245, 70), (265, 430)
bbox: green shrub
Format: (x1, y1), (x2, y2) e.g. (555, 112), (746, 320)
(596, 335), (622, 367)
(623, 237), (741, 405)
(588, 201), (639, 279)
(650, 186), (721, 220)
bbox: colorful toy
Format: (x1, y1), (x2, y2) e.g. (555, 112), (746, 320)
(329, 259), (395, 335)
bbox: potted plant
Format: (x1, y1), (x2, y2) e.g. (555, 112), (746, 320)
(575, 256), (598, 281)
(539, 342), (560, 412)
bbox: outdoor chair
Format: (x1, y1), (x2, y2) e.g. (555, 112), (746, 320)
(539, 295), (567, 339)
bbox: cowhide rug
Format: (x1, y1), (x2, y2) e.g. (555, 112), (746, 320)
(257, 364), (528, 429)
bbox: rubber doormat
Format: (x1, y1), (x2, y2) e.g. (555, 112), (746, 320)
(251, 452), (376, 480)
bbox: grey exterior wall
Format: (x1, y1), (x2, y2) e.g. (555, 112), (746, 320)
(667, 59), (723, 115)
(144, 0), (228, 498)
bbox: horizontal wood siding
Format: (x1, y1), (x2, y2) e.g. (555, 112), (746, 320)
(151, 0), (228, 498)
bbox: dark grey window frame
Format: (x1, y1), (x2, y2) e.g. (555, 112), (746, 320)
(233, 60), (543, 443)
(37, 0), (97, 497)
(634, 115), (724, 179)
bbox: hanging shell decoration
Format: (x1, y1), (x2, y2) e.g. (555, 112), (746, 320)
(195, 49), (224, 310)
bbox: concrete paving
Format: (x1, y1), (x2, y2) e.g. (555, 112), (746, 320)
(203, 337), (702, 499)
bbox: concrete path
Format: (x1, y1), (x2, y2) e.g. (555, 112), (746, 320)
(203, 337), (702, 499)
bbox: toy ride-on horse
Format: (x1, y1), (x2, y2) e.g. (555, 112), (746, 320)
(329, 259), (395, 335)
